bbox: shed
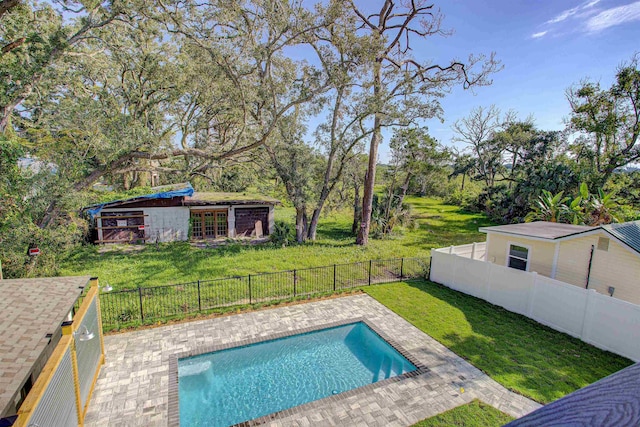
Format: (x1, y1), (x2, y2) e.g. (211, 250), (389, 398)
(480, 221), (640, 305)
(84, 183), (280, 244)
(0, 276), (89, 419)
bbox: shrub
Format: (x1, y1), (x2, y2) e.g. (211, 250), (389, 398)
(270, 220), (293, 247)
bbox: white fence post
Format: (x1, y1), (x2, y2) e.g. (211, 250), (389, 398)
(471, 242), (477, 260)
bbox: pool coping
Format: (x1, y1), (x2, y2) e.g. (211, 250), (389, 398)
(167, 317), (429, 426)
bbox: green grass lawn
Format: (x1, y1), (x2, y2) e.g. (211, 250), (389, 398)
(412, 400), (514, 427)
(60, 197), (492, 290)
(365, 280), (633, 404)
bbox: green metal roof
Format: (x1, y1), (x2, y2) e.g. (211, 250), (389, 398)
(602, 221), (640, 255)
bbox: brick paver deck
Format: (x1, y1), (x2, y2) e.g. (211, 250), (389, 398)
(84, 294), (541, 426)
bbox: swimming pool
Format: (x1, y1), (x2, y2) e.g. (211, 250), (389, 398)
(176, 320), (420, 426)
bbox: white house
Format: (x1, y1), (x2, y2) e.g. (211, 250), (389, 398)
(479, 221), (640, 305)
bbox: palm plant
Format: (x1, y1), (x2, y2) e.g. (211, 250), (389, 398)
(562, 183), (588, 225)
(524, 190), (569, 223)
(585, 188), (619, 225)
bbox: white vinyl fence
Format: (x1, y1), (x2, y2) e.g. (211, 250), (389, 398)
(430, 247), (640, 362)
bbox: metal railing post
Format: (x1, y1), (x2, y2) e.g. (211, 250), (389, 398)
(400, 257), (404, 279)
(138, 286), (144, 322)
(248, 275), (252, 304)
(293, 270), (297, 296)
(368, 260), (372, 286)
(333, 264), (337, 291)
(197, 280), (202, 312)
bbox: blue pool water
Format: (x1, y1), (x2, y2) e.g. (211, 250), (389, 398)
(178, 322), (416, 426)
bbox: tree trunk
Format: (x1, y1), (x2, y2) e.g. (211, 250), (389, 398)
(357, 126), (380, 245)
(307, 88), (345, 241)
(307, 201), (324, 241)
(0, 106), (11, 134)
(356, 61), (382, 246)
(382, 166), (398, 235)
(295, 206), (308, 243)
(396, 172), (412, 207)
(461, 173), (466, 191)
(352, 178), (361, 235)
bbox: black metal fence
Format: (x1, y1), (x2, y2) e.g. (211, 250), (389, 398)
(98, 257), (430, 330)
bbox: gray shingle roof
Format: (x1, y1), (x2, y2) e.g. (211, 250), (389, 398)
(479, 221), (594, 240)
(602, 221), (640, 254)
(0, 276), (90, 416)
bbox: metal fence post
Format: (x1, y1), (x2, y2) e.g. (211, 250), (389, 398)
(197, 280), (202, 312)
(138, 286), (144, 322)
(400, 257), (404, 279)
(248, 275), (252, 304)
(368, 260), (372, 286)
(333, 264), (337, 291)
(293, 270), (297, 296)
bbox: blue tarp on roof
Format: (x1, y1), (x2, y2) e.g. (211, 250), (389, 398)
(85, 183), (194, 218)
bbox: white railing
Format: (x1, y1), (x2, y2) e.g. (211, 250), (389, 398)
(434, 242), (486, 260)
(430, 247), (640, 362)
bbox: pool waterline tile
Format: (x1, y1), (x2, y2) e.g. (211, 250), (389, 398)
(168, 318), (429, 427)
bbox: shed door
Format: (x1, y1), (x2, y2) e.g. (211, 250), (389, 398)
(235, 207), (269, 237)
(190, 210), (228, 239)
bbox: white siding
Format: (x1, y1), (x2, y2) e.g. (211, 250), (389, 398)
(555, 235), (599, 288)
(485, 233), (555, 277)
(589, 238), (640, 305)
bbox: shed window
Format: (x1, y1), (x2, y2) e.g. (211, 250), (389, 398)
(508, 244), (529, 271)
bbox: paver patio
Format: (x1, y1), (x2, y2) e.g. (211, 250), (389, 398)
(84, 294), (541, 426)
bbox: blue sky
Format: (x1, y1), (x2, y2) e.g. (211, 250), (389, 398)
(364, 0), (640, 161)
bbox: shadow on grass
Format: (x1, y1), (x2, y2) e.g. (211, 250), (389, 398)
(373, 279), (633, 404)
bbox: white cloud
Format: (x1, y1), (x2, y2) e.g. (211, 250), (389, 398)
(531, 31), (548, 39)
(586, 1), (640, 31)
(547, 0), (601, 24)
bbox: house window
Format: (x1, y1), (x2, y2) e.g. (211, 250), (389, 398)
(508, 244), (529, 271)
(190, 210), (228, 239)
